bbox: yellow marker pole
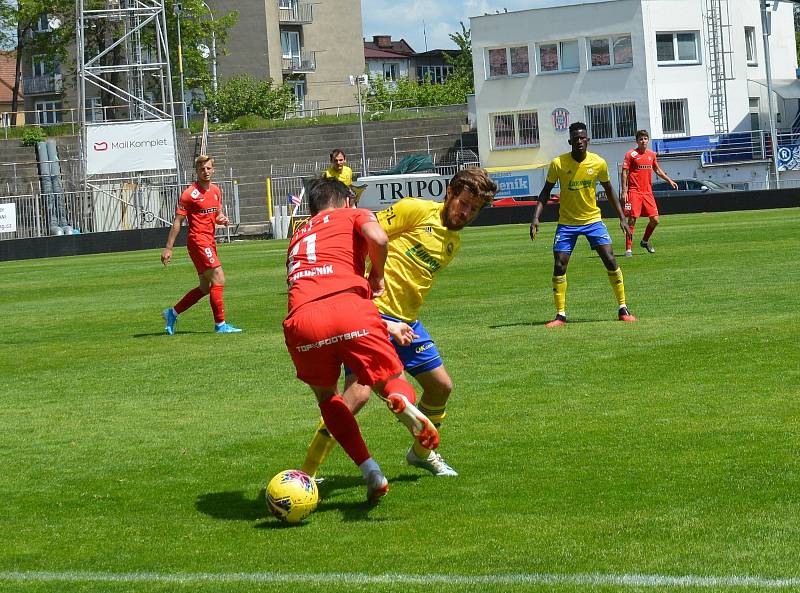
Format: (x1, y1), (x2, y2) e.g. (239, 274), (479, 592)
(266, 177), (273, 219)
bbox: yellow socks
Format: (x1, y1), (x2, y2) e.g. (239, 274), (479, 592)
(607, 267), (626, 306)
(300, 418), (337, 476)
(412, 402), (447, 459)
(552, 274), (567, 316)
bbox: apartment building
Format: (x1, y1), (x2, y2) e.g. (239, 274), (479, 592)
(364, 35), (457, 85)
(470, 0), (798, 187)
(206, 0), (365, 112)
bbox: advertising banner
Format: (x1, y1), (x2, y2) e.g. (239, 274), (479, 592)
(354, 173), (451, 210)
(0, 202), (16, 233)
(486, 165), (548, 199)
(86, 120), (176, 175)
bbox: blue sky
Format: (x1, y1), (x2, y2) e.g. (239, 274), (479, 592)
(360, 1), (595, 52)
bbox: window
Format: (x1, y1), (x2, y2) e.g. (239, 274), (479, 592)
(585, 102), (637, 140)
(486, 46), (529, 78)
(491, 111), (539, 149)
(281, 30), (300, 61)
(383, 63), (398, 81)
(35, 100), (62, 125)
(745, 27), (757, 65)
(661, 99), (689, 137)
(417, 64), (454, 84)
(33, 14), (50, 32)
(537, 40), (579, 73)
(656, 32), (700, 65)
(588, 35), (632, 69)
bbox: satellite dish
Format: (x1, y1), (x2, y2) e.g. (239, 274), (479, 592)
(48, 16), (62, 30)
(197, 43), (210, 59)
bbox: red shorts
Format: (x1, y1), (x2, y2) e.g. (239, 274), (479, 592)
(625, 190), (658, 218)
(283, 292), (403, 387)
(187, 241), (221, 274)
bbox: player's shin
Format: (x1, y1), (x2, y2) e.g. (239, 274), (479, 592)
(552, 275), (567, 316)
(300, 418), (338, 477)
(412, 401), (446, 458)
(607, 267), (626, 306)
(318, 394), (369, 466)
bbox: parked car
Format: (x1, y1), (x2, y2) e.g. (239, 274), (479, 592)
(652, 178), (737, 198)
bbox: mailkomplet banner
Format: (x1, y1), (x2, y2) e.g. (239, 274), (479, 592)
(86, 120), (177, 175)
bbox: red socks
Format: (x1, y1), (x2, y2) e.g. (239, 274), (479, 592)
(209, 284), (225, 323)
(174, 287), (205, 314)
(643, 223), (656, 242)
(318, 395), (369, 466)
(626, 225), (634, 250)
(383, 377), (417, 404)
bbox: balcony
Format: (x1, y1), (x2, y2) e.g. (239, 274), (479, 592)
(278, 2), (313, 24)
(282, 51), (316, 73)
(23, 74), (63, 96)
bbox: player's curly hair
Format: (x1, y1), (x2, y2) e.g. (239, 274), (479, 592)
(307, 178), (350, 215)
(448, 167), (498, 206)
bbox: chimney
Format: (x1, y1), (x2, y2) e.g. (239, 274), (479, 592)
(373, 35), (392, 49)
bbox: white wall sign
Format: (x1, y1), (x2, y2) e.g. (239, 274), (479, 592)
(86, 120), (177, 175)
(0, 202), (16, 233)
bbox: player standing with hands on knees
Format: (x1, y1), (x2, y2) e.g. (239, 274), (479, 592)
(160, 155), (242, 335)
(621, 129), (677, 256)
(530, 122), (636, 327)
(283, 178), (439, 503)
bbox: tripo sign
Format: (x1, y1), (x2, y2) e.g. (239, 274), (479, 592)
(354, 173), (451, 210)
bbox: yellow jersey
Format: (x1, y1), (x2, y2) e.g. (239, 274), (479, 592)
(374, 198), (460, 322)
(546, 151), (610, 225)
(322, 165), (353, 187)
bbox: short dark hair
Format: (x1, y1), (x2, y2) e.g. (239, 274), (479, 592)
(635, 129), (649, 140)
(330, 148), (346, 161)
(307, 178), (350, 215)
(568, 122), (588, 134)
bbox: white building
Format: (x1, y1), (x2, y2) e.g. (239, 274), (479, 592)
(470, 0), (799, 189)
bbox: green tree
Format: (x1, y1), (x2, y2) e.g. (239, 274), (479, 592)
(198, 74), (295, 122)
(0, 0), (74, 122)
(444, 21), (474, 91)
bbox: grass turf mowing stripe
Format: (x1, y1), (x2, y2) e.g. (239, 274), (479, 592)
(1, 571), (799, 588)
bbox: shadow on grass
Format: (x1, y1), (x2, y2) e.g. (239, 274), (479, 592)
(195, 489), (268, 522)
(132, 330), (206, 338)
(489, 318), (596, 328)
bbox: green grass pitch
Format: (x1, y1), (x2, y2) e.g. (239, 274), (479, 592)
(1, 209), (799, 593)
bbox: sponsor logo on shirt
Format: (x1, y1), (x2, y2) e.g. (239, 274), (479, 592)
(415, 342), (434, 354)
(405, 243), (440, 272)
(289, 264), (334, 284)
(568, 180), (595, 190)
(190, 188), (202, 201)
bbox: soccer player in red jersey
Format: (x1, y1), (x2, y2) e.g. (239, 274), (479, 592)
(160, 155), (242, 334)
(621, 129), (677, 256)
(283, 177), (439, 503)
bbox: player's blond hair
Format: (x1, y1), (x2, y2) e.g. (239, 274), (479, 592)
(194, 155), (214, 170)
(448, 167), (498, 206)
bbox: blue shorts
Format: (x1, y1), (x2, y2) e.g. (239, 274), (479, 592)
(553, 221), (612, 253)
(343, 315), (443, 378)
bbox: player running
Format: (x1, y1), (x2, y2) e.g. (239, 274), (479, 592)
(301, 167), (498, 479)
(621, 129), (677, 256)
(160, 155), (242, 335)
(284, 178), (439, 502)
(530, 122), (636, 327)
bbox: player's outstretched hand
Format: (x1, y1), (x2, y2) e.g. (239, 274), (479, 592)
(384, 319), (418, 346)
(161, 248), (172, 266)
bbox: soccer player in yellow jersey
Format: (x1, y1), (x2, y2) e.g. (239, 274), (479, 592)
(530, 122), (636, 327)
(322, 148), (353, 187)
(302, 168), (498, 477)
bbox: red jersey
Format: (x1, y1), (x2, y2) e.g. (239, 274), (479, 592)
(176, 182), (222, 245)
(286, 207), (377, 316)
(623, 149), (658, 193)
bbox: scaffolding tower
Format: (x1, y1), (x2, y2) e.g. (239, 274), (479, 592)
(75, 0), (181, 228)
(704, 0), (734, 134)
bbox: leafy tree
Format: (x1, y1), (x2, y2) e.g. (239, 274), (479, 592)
(0, 0), (74, 122)
(198, 74), (295, 122)
(444, 21), (473, 90)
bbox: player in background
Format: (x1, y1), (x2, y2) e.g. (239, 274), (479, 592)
(621, 129), (678, 256)
(161, 155), (242, 335)
(284, 178), (439, 502)
(322, 148), (353, 187)
(530, 122), (636, 327)
(301, 167), (498, 479)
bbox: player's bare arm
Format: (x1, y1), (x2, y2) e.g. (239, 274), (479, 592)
(161, 213), (186, 266)
(621, 169), (630, 202)
(601, 180), (631, 237)
(384, 319), (418, 346)
(654, 163), (678, 189)
(361, 219), (388, 297)
(531, 181), (556, 241)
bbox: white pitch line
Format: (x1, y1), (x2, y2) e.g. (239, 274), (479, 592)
(1, 570), (799, 588)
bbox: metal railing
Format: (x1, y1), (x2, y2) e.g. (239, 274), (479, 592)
(0, 178), (239, 241)
(282, 51), (316, 73)
(278, 2), (313, 23)
(22, 74), (64, 96)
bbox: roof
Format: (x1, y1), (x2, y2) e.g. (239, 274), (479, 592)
(749, 78), (800, 99)
(0, 51), (19, 104)
(364, 47), (414, 60)
(364, 37), (415, 56)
